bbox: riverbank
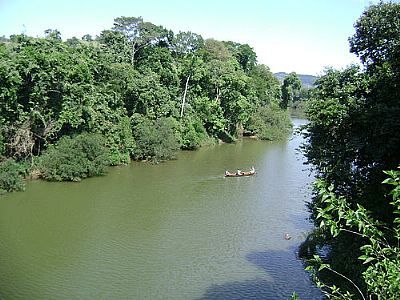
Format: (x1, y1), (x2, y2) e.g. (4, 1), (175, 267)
(1, 111), (293, 193)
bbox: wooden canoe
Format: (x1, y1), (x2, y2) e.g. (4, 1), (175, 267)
(224, 168), (256, 177)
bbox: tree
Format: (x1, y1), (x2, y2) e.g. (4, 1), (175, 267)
(349, 2), (400, 68)
(249, 64), (281, 107)
(172, 31), (204, 56)
(81, 34), (93, 41)
(247, 104), (291, 141)
(205, 59), (252, 135)
(302, 2), (400, 297)
(112, 16), (169, 66)
(281, 72), (301, 109)
(44, 29), (61, 40)
(203, 39), (232, 61)
(178, 54), (205, 118)
(98, 29), (131, 63)
(224, 41), (257, 73)
(170, 32), (205, 118)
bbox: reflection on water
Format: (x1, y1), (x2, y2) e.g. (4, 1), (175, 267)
(0, 118), (322, 299)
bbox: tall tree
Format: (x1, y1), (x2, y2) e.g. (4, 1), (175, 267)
(112, 16), (168, 66)
(349, 2), (400, 68)
(249, 64), (281, 107)
(281, 72), (301, 109)
(171, 32), (204, 117)
(224, 41), (257, 73)
(44, 29), (61, 40)
(172, 31), (204, 56)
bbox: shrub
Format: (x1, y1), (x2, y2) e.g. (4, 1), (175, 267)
(132, 116), (179, 162)
(39, 133), (109, 181)
(0, 159), (25, 193)
(247, 104), (292, 140)
(105, 116), (135, 165)
(180, 117), (208, 150)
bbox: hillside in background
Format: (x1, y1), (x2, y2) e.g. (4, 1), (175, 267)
(274, 72), (318, 88)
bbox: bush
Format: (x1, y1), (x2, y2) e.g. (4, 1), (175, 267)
(39, 133), (109, 181)
(179, 117), (209, 150)
(105, 116), (135, 165)
(132, 116), (179, 162)
(290, 100), (309, 118)
(247, 104), (292, 140)
(0, 159), (25, 193)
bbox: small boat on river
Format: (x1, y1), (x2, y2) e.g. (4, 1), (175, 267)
(224, 167), (256, 177)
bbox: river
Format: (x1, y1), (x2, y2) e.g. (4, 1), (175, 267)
(0, 118), (322, 299)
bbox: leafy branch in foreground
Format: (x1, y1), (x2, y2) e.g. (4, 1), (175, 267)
(306, 168), (400, 299)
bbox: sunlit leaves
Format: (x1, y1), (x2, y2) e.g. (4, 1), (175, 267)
(309, 170), (400, 299)
(349, 2), (400, 67)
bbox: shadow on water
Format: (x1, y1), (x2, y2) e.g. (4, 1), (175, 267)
(198, 246), (323, 300)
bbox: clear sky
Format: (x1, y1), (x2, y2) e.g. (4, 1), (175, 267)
(0, 0), (392, 75)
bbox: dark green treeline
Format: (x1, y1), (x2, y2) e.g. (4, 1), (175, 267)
(300, 2), (400, 299)
(0, 17), (292, 190)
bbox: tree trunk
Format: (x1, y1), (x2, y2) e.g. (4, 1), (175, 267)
(236, 122), (244, 137)
(180, 75), (190, 118)
(131, 42), (136, 66)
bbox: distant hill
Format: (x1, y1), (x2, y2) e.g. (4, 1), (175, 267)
(274, 72), (318, 88)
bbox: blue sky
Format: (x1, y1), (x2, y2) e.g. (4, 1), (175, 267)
(0, 0), (391, 74)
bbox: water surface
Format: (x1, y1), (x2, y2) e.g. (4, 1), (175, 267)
(0, 118), (322, 299)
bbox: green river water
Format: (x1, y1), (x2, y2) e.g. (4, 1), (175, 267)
(0, 118), (322, 299)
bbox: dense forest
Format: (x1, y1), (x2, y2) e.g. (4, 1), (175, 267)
(0, 17), (302, 191)
(300, 2), (400, 299)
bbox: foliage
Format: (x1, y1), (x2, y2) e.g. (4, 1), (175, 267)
(112, 16), (170, 65)
(0, 159), (25, 193)
(249, 64), (281, 107)
(303, 2), (400, 208)
(306, 168), (400, 299)
(349, 2), (400, 68)
(179, 116), (209, 150)
(39, 133), (109, 181)
(303, 65), (371, 198)
(0, 124), (5, 157)
(171, 31), (204, 56)
(247, 104), (292, 140)
(301, 2), (400, 299)
(223, 41), (257, 73)
(131, 116), (179, 162)
(281, 72), (301, 109)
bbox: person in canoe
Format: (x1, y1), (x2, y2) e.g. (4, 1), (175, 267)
(225, 167), (255, 177)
